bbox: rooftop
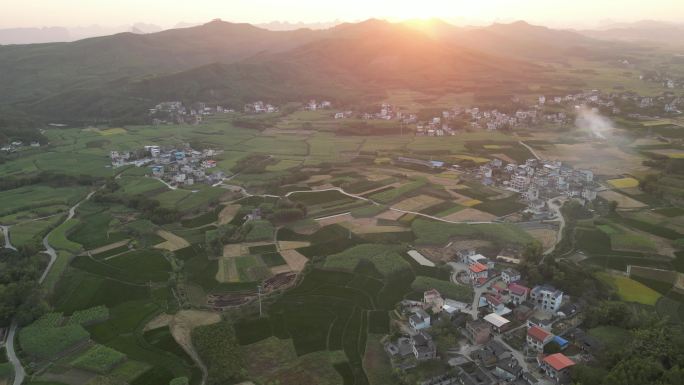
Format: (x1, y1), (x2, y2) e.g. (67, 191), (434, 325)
(484, 313), (511, 328)
(543, 353), (575, 371)
(527, 326), (552, 342)
(470, 262), (488, 273)
(508, 283), (529, 296)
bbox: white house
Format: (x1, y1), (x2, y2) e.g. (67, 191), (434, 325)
(501, 268), (521, 284)
(530, 285), (564, 313)
(527, 326), (553, 352)
(409, 309), (431, 331)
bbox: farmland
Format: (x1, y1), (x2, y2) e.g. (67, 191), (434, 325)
(0, 81), (682, 385)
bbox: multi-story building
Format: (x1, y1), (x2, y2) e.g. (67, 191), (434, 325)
(530, 285), (564, 313)
(527, 326), (553, 352)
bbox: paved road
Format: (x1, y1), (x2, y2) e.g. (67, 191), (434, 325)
(519, 140), (541, 160)
(7, 189), (97, 385)
(541, 197), (567, 262)
(0, 225), (17, 251)
(6, 321), (25, 385)
(39, 191), (95, 283)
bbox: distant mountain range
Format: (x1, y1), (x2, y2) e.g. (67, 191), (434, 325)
(579, 20), (684, 46)
(0, 19), (648, 125)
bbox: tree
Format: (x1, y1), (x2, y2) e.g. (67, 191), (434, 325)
(544, 341), (562, 354)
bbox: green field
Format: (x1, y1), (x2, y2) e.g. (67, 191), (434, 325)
(70, 344), (127, 373)
(597, 272), (661, 305)
(411, 219), (534, 246)
(48, 218), (83, 252)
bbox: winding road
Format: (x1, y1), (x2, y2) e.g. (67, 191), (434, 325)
(1, 225), (17, 251)
(6, 190), (96, 385)
(519, 140), (542, 161)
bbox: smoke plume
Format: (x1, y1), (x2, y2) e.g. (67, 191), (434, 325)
(575, 107), (614, 139)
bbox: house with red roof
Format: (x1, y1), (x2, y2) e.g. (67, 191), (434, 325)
(527, 325), (553, 352)
(508, 283), (530, 305)
(468, 262), (488, 281)
(539, 353), (575, 382)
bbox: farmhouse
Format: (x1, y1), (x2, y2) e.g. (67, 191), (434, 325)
(424, 289), (444, 312)
(483, 313), (511, 333)
(501, 268), (521, 283)
(411, 331), (437, 361)
(469, 262), (489, 282)
(527, 326), (553, 352)
(530, 285), (564, 313)
(465, 319), (491, 345)
(508, 283), (530, 305)
(539, 353), (575, 382)
(409, 309), (431, 331)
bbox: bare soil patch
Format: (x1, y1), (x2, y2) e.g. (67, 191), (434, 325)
(441, 208), (497, 222)
(376, 210), (405, 221)
(85, 239), (130, 255)
(278, 241), (311, 250)
(154, 230), (190, 251)
(270, 265), (293, 275)
(317, 213), (353, 227)
(280, 249), (308, 272)
(597, 190), (647, 209)
(218, 204), (241, 225)
(526, 228), (558, 251)
(340, 218), (408, 234)
(417, 240), (493, 263)
(392, 195), (443, 211)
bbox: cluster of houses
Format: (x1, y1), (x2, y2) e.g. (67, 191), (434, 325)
(542, 88), (683, 116)
(110, 145), (225, 186)
(358, 103), (418, 124)
(304, 99), (332, 111)
(244, 101), (278, 114)
(475, 157), (600, 214)
(0, 140), (40, 153)
(383, 247), (586, 385)
(149, 101), (234, 125)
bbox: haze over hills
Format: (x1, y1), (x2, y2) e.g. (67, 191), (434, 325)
(579, 20), (684, 46)
(0, 18), (648, 126)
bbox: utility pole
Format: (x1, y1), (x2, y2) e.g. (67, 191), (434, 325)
(257, 284), (263, 318)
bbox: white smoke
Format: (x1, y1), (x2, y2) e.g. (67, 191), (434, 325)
(575, 106), (614, 139)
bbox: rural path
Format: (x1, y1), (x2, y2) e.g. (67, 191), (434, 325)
(466, 276), (501, 320)
(38, 190), (95, 283)
(6, 190), (97, 385)
(153, 176), (177, 190)
(541, 197), (566, 262)
(1, 225), (17, 251)
(6, 320), (25, 385)
(493, 334), (528, 367)
(519, 140), (541, 160)
(282, 187), (496, 225)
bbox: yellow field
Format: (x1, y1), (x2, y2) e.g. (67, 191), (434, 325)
(99, 127), (127, 136)
(597, 190), (647, 209)
(450, 154), (490, 163)
(648, 149), (684, 159)
(393, 195), (443, 211)
(607, 177), (639, 189)
(483, 145), (509, 150)
(598, 272), (661, 306)
(462, 199), (483, 207)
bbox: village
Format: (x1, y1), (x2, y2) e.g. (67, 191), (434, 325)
(386, 248), (591, 385)
(109, 145), (225, 186)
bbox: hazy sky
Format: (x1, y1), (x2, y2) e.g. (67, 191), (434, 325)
(2, 0), (684, 28)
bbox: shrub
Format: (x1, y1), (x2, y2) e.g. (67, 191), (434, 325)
(70, 344), (126, 373)
(19, 324), (89, 359)
(192, 321), (247, 385)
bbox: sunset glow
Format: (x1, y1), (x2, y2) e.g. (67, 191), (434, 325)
(2, 0), (684, 28)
